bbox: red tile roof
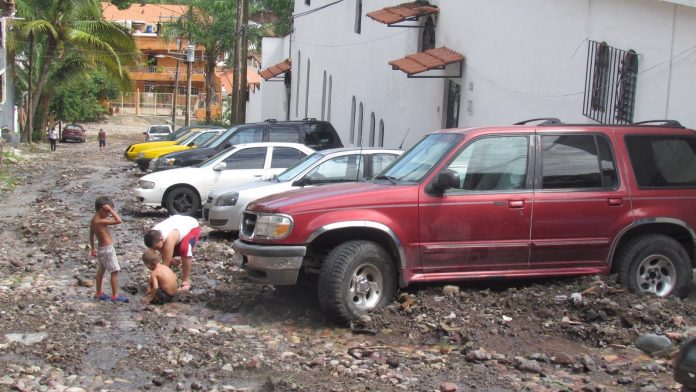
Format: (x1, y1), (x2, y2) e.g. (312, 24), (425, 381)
(367, 2), (439, 25)
(216, 69), (262, 96)
(101, 2), (188, 24)
(388, 47), (464, 75)
(259, 59), (292, 80)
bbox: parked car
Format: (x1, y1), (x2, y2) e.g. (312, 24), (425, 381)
(143, 124), (173, 141)
(60, 124), (86, 143)
(124, 125), (222, 161)
(134, 128), (225, 171)
(232, 119), (696, 322)
(203, 147), (402, 233)
(135, 142), (315, 216)
(151, 119), (343, 172)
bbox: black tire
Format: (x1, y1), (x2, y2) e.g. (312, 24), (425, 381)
(616, 234), (692, 298)
(318, 240), (397, 323)
(165, 187), (200, 217)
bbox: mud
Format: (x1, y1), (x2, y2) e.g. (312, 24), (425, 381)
(0, 122), (693, 391)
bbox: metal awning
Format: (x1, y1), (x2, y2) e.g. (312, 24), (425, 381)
(388, 47), (464, 78)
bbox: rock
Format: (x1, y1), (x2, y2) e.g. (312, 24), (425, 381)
(514, 357), (543, 374)
(635, 334), (671, 354)
(552, 353), (574, 366)
(617, 377), (633, 385)
(465, 349), (491, 363)
(190, 381), (203, 390)
(440, 382), (458, 392)
(5, 333), (48, 345)
(442, 285), (460, 296)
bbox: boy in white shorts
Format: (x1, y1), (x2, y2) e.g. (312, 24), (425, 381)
(89, 196), (128, 302)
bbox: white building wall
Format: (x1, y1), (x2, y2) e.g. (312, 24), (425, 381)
(287, 0), (696, 150)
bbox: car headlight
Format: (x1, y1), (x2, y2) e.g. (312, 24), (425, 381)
(137, 152), (145, 158)
(255, 214), (293, 239)
(216, 192), (239, 206)
(163, 158), (176, 166)
(138, 180), (155, 189)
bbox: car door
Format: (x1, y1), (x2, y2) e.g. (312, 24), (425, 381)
(530, 132), (632, 270)
(419, 134), (534, 273)
(203, 146), (269, 200)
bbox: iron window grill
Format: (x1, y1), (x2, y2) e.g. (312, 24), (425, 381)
(582, 40), (638, 124)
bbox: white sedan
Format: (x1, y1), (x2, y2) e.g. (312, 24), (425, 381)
(202, 147), (402, 232)
(135, 142), (315, 216)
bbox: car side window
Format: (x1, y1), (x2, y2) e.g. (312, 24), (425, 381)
(542, 134), (617, 190)
(223, 147), (266, 170)
(268, 126), (301, 143)
(371, 154), (399, 178)
(306, 154), (363, 183)
(626, 135), (696, 188)
(271, 147), (307, 168)
(447, 136), (529, 191)
(302, 123), (337, 149)
(229, 127), (264, 145)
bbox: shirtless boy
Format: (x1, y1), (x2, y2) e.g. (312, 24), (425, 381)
(89, 196), (128, 302)
(141, 249), (178, 304)
(144, 215), (200, 292)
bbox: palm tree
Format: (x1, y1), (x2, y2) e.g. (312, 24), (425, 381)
(14, 0), (139, 142)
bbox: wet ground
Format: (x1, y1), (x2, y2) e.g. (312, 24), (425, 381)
(0, 120), (694, 391)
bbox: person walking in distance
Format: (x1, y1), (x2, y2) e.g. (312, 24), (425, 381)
(48, 126), (58, 152)
(144, 215), (200, 292)
(98, 128), (107, 152)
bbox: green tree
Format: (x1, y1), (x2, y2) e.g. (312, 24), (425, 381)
(51, 71), (120, 123)
(259, 0), (293, 37)
(14, 0), (139, 142)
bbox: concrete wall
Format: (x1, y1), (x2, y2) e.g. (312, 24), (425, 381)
(283, 0), (696, 150)
(0, 17), (15, 134)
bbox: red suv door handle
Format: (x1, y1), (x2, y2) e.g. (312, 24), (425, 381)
(607, 198), (623, 206)
(508, 200), (525, 208)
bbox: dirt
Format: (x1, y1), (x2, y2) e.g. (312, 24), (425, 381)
(0, 118), (693, 391)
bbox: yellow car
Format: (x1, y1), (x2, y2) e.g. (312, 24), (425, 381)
(124, 125), (221, 161)
(135, 128), (224, 171)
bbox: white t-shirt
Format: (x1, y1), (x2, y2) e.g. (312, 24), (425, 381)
(48, 128), (58, 139)
(153, 215), (198, 243)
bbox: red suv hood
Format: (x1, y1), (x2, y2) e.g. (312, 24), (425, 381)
(247, 182), (409, 214)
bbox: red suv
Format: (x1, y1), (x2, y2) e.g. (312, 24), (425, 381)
(233, 120), (696, 322)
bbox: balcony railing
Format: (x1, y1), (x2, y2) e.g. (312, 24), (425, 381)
(126, 66), (206, 75)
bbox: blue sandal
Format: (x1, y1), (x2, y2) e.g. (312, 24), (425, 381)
(111, 296), (129, 303)
(94, 293), (110, 301)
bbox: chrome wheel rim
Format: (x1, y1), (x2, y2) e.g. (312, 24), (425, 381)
(350, 263), (383, 310)
(635, 254), (676, 297)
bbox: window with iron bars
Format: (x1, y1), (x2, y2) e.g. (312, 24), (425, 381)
(582, 40), (638, 124)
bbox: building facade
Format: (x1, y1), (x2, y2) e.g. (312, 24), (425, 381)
(268, 0), (696, 149)
(0, 8), (16, 138)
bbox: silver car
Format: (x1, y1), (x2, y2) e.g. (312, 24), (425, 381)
(203, 147), (402, 232)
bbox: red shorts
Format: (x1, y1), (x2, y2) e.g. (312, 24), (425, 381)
(173, 227), (201, 258)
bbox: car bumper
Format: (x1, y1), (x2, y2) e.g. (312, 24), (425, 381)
(136, 158), (151, 171)
(134, 188), (164, 208)
(202, 203), (242, 231)
(232, 240), (306, 285)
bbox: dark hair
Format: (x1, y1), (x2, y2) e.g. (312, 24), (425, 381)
(144, 230), (163, 248)
(95, 196), (114, 211)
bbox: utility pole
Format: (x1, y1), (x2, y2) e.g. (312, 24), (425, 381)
(230, 0), (242, 125)
(231, 0), (248, 125)
(185, 44), (194, 126)
(171, 36), (182, 127)
(238, 0), (249, 124)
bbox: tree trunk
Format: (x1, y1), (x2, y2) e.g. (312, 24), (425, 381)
(28, 38), (57, 142)
(204, 54), (215, 124)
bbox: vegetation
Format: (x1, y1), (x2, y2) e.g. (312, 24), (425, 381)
(258, 0), (293, 37)
(51, 71), (120, 124)
(13, 0), (140, 143)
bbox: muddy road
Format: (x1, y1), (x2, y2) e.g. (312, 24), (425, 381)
(0, 125), (694, 391)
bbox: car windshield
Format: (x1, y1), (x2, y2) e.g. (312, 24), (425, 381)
(207, 125), (241, 148)
(378, 133), (463, 183)
(199, 131), (226, 148)
(198, 147), (235, 168)
(276, 152), (325, 182)
(165, 126), (192, 141)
